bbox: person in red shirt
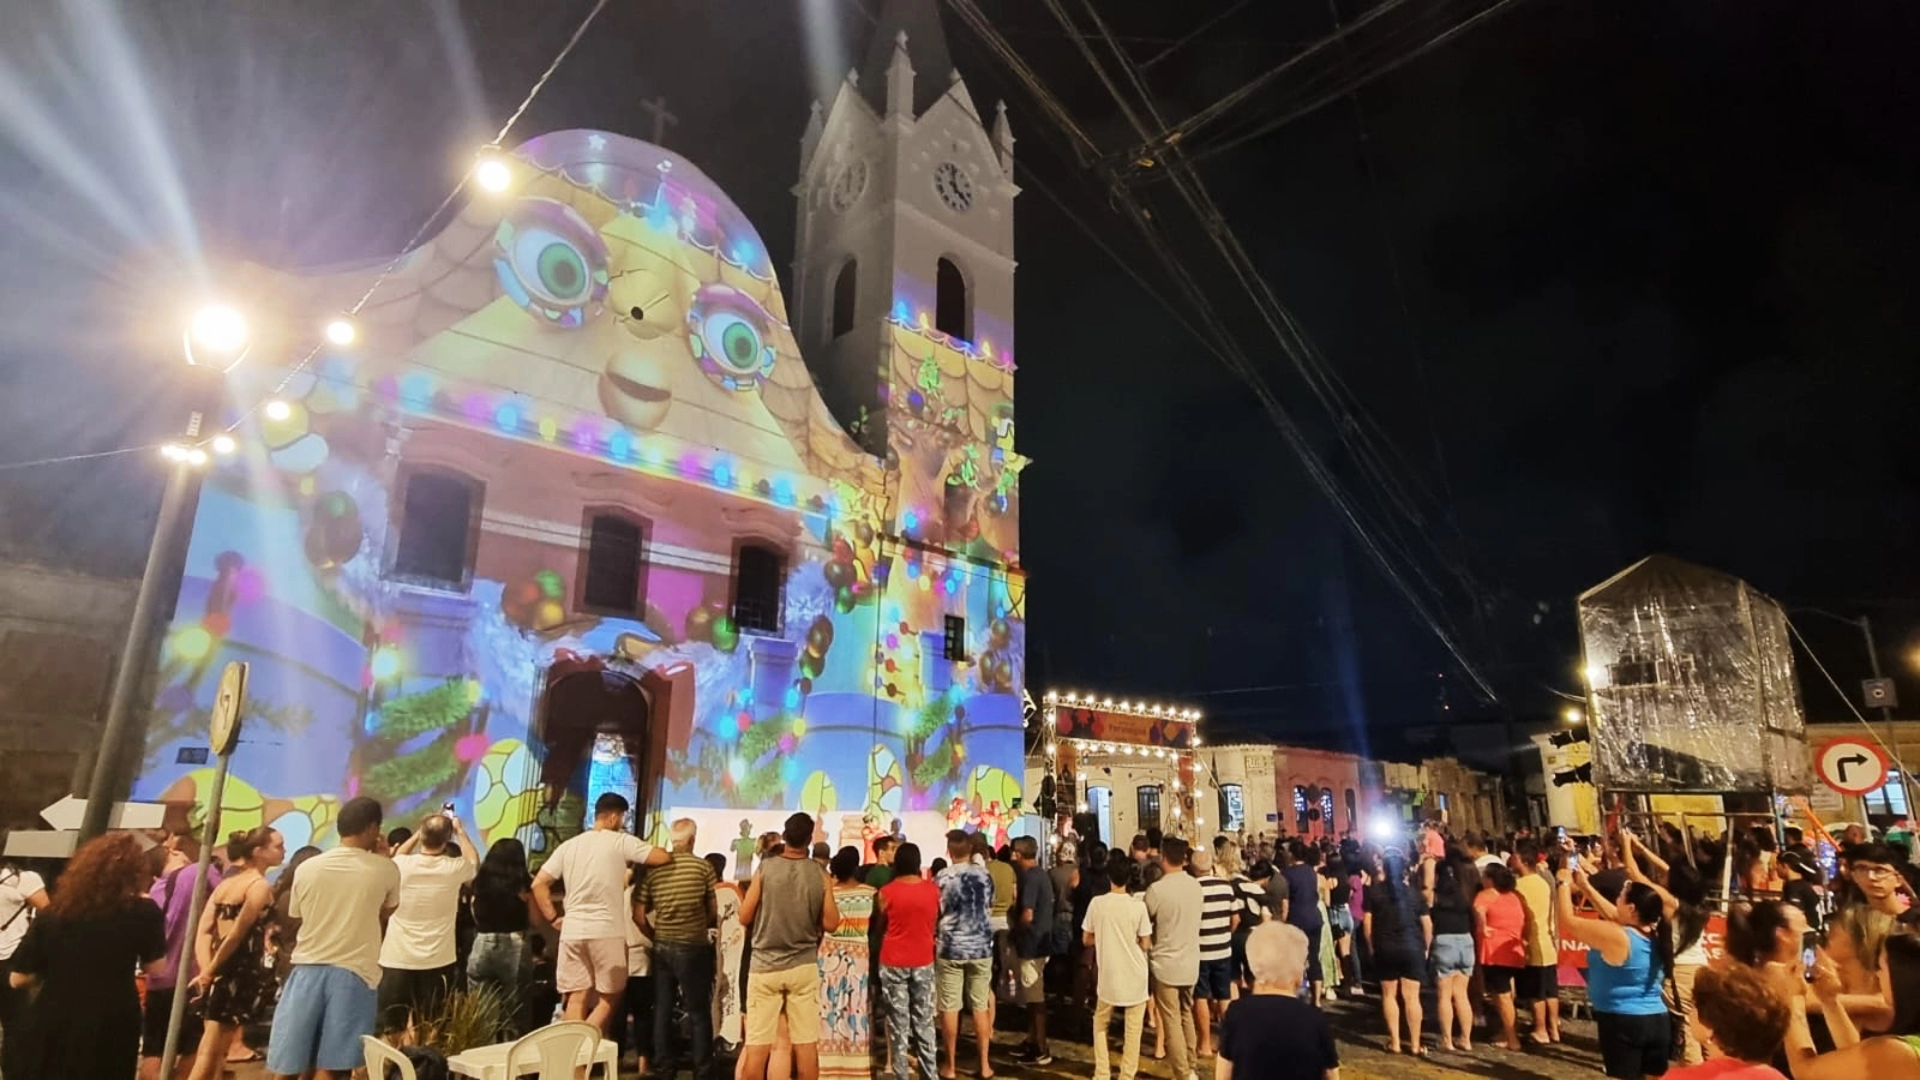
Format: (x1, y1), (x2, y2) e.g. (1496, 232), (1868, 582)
(876, 843), (940, 1080)
(1676, 962), (1789, 1079)
(1474, 864), (1530, 1052)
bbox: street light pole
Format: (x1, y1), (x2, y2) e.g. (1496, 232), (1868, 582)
(78, 368), (227, 843)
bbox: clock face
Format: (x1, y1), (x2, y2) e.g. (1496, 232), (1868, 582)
(830, 159), (868, 213)
(934, 161), (974, 213)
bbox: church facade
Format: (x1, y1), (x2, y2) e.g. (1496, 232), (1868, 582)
(129, 21), (1026, 870)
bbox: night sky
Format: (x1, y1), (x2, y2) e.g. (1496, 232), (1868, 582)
(2, 0), (1917, 754)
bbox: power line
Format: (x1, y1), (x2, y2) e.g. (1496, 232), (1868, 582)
(1139, 0), (1257, 70)
(1188, 0), (1530, 166)
(0, 443), (164, 473)
(245, 0), (616, 424)
(946, 0), (1502, 701)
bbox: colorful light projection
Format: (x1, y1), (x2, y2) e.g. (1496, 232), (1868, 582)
(131, 130), (1025, 868)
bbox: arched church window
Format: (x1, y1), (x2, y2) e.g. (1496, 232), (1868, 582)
(935, 257), (970, 341)
(831, 258), (858, 339)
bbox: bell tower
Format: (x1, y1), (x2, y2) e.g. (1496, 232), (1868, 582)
(792, 0), (1017, 451)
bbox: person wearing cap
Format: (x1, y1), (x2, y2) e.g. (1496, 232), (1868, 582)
(1779, 849), (1826, 932)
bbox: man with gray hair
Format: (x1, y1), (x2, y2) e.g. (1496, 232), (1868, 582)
(1191, 846), (1240, 1058)
(1217, 922), (1340, 1079)
(637, 817), (718, 1079)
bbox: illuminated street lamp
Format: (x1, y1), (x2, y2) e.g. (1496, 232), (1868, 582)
(83, 304), (254, 843)
(474, 152), (513, 193)
(1564, 706), (1583, 725)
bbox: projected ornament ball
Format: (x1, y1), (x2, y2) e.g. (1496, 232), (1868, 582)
(303, 491), (364, 569)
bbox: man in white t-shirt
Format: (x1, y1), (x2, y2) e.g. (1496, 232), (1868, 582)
(376, 812), (478, 1033)
(1468, 834), (1503, 874)
(1143, 837), (1203, 1080)
(1083, 856), (1152, 1080)
(266, 797), (401, 1080)
(533, 792), (669, 1035)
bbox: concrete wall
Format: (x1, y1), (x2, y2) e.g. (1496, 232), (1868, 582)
(0, 560), (138, 838)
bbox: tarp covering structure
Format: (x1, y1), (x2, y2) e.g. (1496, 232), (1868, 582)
(1578, 555), (1811, 795)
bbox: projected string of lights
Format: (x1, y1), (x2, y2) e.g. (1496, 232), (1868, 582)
(203, 0), (619, 444)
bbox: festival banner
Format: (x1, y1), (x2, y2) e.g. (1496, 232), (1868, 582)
(1054, 706), (1194, 748)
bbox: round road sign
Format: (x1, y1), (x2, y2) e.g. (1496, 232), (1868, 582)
(1816, 737), (1888, 796)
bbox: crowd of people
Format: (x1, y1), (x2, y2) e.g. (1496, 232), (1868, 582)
(15, 798), (1920, 1080)
(1263, 815), (1920, 1080)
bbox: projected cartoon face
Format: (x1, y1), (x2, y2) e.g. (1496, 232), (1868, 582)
(493, 198), (610, 328)
(384, 132), (823, 475)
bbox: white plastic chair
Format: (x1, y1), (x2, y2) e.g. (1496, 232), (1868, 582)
(504, 1020), (600, 1080)
(362, 1035), (417, 1080)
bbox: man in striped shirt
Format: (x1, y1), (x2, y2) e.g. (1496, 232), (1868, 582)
(636, 818), (718, 1079)
(1190, 847), (1240, 1060)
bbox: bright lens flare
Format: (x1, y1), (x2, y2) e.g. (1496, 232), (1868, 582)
(190, 305), (248, 355)
(264, 399), (293, 421)
(210, 434), (237, 455)
(324, 317), (357, 346)
(474, 155), (512, 193)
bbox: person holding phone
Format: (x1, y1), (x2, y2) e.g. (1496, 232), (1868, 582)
(376, 813), (479, 1035)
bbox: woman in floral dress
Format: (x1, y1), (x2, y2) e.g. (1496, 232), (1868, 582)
(819, 846), (876, 1079)
(186, 827), (284, 1080)
(705, 852), (747, 1052)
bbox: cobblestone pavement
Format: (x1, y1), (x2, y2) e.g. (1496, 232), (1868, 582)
(966, 996), (1609, 1080)
(230, 998), (1610, 1079)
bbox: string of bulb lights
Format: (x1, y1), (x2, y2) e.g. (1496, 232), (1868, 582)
(161, 0), (614, 466)
(1042, 688), (1204, 722)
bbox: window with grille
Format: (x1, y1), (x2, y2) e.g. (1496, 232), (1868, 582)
(943, 615), (966, 661)
(1319, 789), (1336, 833)
(1345, 788), (1358, 831)
(1219, 784), (1245, 832)
(1293, 785), (1310, 833)
(733, 544), (785, 633)
(1137, 785), (1163, 833)
(581, 514), (644, 615)
(391, 469), (482, 590)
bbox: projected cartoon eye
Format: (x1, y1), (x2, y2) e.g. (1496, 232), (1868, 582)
(517, 230), (590, 303)
(688, 284), (777, 391)
(705, 311), (763, 373)
(493, 197), (609, 328)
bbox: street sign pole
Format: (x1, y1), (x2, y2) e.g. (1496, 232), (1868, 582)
(1857, 617), (1916, 823)
(158, 660), (246, 1080)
